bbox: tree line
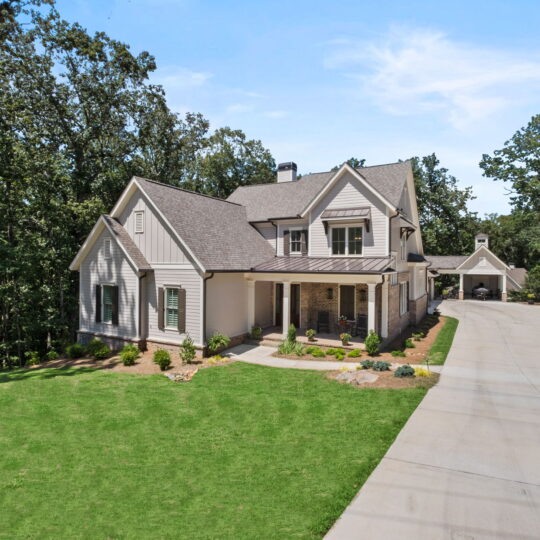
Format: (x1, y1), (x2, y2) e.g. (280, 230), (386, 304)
(1, 0), (538, 366)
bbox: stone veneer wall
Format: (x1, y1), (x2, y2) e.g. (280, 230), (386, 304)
(409, 293), (428, 326)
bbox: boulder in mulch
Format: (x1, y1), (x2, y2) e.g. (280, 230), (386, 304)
(164, 368), (198, 382)
(335, 370), (379, 386)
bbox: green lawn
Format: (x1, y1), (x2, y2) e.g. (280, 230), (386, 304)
(429, 316), (459, 365)
(0, 363), (426, 539)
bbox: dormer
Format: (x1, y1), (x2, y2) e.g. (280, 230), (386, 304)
(475, 233), (489, 251)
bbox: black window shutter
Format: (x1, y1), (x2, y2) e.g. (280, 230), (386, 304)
(158, 287), (164, 330)
(112, 286), (119, 326)
(95, 285), (101, 323)
(301, 230), (308, 255)
(283, 230), (290, 256)
(178, 288), (186, 334)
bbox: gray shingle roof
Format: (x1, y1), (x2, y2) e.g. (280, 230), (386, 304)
(508, 268), (527, 287)
(102, 215), (152, 271)
(253, 256), (393, 274)
(425, 255), (469, 269)
(227, 162), (410, 222)
(135, 177), (275, 271)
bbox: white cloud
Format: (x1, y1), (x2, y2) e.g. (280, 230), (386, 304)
(225, 103), (255, 114)
(262, 110), (288, 119)
(325, 27), (540, 129)
(153, 66), (213, 89)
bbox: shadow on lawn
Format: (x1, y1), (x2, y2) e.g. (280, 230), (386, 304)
(0, 365), (100, 384)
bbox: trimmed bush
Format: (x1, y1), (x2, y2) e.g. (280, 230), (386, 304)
(365, 331), (381, 356)
(46, 350), (59, 361)
(93, 344), (111, 360)
(394, 364), (415, 378)
(305, 346), (319, 355)
(207, 333), (231, 354)
(347, 349), (362, 358)
(414, 367), (430, 377)
(120, 344), (140, 366)
(153, 349), (171, 371)
(287, 324), (297, 343)
(404, 338), (415, 349)
(66, 343), (85, 359)
(326, 348), (346, 357)
(86, 338), (105, 357)
(372, 360), (390, 372)
(250, 325), (262, 340)
(335, 353), (345, 361)
(181, 335), (197, 364)
(360, 359), (374, 370)
(391, 350), (406, 357)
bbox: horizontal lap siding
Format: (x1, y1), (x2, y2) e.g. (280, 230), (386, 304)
(309, 172), (388, 257)
(277, 220), (308, 256)
(80, 229), (138, 339)
(119, 191), (191, 264)
(147, 268), (202, 346)
(206, 273), (248, 339)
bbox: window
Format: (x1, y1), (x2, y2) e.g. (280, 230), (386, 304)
(290, 230), (302, 253)
(165, 288), (179, 328)
(135, 211), (144, 233)
(104, 238), (111, 259)
(331, 226), (363, 256)
(102, 285), (114, 323)
(400, 232), (407, 260)
(477, 238), (485, 244)
(389, 273), (398, 286)
(399, 282), (409, 315)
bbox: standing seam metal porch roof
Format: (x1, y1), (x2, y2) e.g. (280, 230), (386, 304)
(252, 256), (393, 274)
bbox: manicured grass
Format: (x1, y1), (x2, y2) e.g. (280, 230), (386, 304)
(0, 363), (427, 538)
(428, 316), (459, 365)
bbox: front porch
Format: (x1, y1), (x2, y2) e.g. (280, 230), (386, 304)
(261, 326), (365, 348)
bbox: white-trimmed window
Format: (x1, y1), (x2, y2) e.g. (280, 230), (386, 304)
(104, 238), (112, 259)
(165, 287), (179, 328)
(331, 226), (363, 256)
(290, 230), (302, 253)
(400, 232), (407, 260)
(102, 284), (114, 323)
(135, 211), (144, 234)
(399, 282), (409, 315)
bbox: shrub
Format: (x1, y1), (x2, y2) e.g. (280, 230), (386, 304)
(326, 348), (346, 357)
(365, 330), (381, 356)
(347, 348), (362, 358)
(153, 349), (171, 371)
(66, 343), (86, 359)
(372, 360), (390, 371)
(278, 340), (304, 356)
(312, 349), (326, 358)
(305, 328), (316, 341)
(86, 338), (105, 357)
(207, 333), (231, 354)
(250, 324), (262, 340)
(404, 338), (415, 349)
(92, 344), (111, 360)
(391, 350), (406, 357)
(46, 350), (59, 361)
(120, 344), (140, 366)
(360, 359), (374, 370)
(25, 351), (41, 365)
(414, 367), (430, 377)
(335, 352), (345, 361)
(181, 335), (197, 364)
(412, 332), (424, 341)
(394, 364), (415, 378)
(287, 324), (297, 343)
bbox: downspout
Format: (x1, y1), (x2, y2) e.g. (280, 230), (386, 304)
(138, 272), (147, 350)
(202, 272), (215, 347)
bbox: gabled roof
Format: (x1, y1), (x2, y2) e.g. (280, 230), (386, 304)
(227, 162), (410, 222)
(425, 255), (469, 270)
(133, 177), (275, 271)
(252, 256), (393, 274)
(70, 215), (151, 272)
(456, 245), (510, 271)
(508, 268), (527, 287)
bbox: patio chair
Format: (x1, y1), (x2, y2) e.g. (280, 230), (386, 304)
(317, 311), (330, 333)
(355, 314), (367, 338)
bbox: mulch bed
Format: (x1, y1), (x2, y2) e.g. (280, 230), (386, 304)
(327, 369), (440, 389)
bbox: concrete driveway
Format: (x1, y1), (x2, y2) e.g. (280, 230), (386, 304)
(326, 300), (540, 540)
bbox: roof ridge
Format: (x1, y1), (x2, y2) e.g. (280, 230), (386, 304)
(356, 160), (410, 170)
(134, 176), (243, 207)
(230, 171), (334, 190)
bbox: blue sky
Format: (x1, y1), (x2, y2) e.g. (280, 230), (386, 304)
(57, 0), (540, 215)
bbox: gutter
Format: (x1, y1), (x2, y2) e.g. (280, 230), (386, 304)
(202, 272), (215, 345)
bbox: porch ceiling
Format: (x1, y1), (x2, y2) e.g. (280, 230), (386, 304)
(251, 256), (393, 274)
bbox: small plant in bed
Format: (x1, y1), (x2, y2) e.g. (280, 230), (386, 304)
(305, 329), (317, 342)
(305, 346), (325, 357)
(391, 350), (406, 358)
(326, 348), (346, 357)
(403, 338), (415, 349)
(46, 350), (59, 361)
(347, 348), (362, 358)
(412, 332), (424, 341)
(250, 324), (262, 340)
(278, 341), (305, 356)
(372, 361), (390, 371)
(394, 365), (415, 378)
(207, 333), (231, 355)
(86, 338), (105, 357)
(360, 359), (374, 370)
(93, 344), (112, 360)
(181, 335), (197, 364)
(364, 331), (381, 356)
(66, 343), (85, 359)
(120, 344), (140, 366)
(339, 333), (352, 346)
(153, 349), (171, 371)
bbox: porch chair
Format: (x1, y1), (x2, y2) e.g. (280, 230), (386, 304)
(317, 311), (330, 333)
(355, 314), (368, 338)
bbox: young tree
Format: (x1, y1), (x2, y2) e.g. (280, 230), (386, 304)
(332, 157), (366, 170)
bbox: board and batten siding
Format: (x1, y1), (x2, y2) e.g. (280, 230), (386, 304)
(309, 172), (389, 257)
(79, 228), (138, 339)
(146, 268), (203, 346)
(119, 190), (192, 265)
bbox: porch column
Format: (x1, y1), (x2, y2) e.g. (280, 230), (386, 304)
(367, 283), (376, 334)
(501, 273), (507, 302)
(282, 281), (291, 337)
(429, 277), (435, 300)
(247, 279), (256, 334)
(459, 273), (464, 300)
(381, 279), (389, 339)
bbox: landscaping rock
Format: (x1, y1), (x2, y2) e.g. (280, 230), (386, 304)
(165, 368), (198, 382)
(335, 371), (379, 385)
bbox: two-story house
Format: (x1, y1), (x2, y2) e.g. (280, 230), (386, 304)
(69, 161), (429, 353)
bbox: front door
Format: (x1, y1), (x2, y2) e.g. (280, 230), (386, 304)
(275, 283), (283, 326)
(339, 285), (355, 320)
(290, 284), (301, 328)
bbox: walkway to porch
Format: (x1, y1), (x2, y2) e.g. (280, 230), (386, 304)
(262, 326), (365, 349)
